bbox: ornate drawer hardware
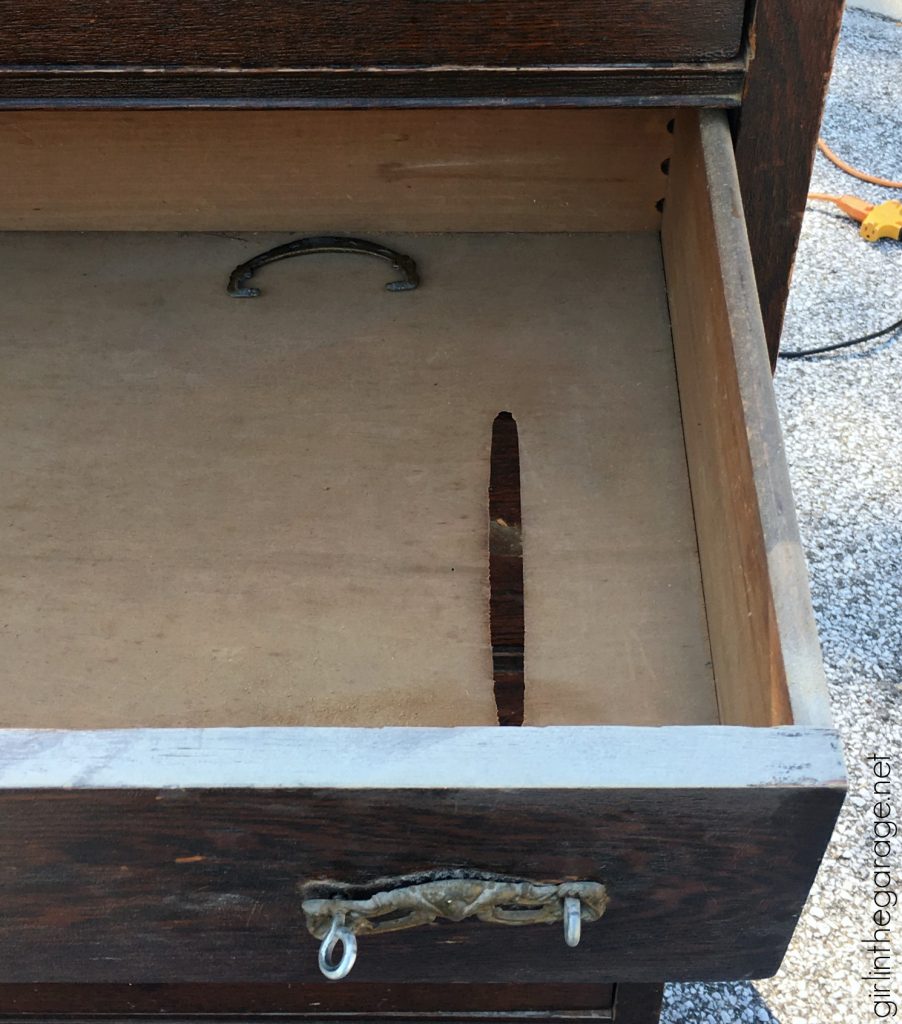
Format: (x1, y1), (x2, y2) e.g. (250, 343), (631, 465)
(227, 235), (420, 298)
(301, 876), (609, 981)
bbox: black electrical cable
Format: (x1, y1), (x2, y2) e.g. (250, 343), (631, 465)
(780, 313), (902, 359)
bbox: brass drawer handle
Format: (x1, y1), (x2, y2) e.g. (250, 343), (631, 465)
(227, 235), (420, 298)
(301, 876), (608, 980)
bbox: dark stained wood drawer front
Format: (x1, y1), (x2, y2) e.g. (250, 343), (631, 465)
(0, 2), (749, 107)
(0, 110), (844, 989)
(4, 1), (745, 68)
(0, 728), (842, 984)
(0, 982), (619, 1018)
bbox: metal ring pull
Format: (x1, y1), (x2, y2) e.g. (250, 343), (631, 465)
(227, 236), (420, 298)
(318, 915), (358, 981)
(563, 895), (582, 948)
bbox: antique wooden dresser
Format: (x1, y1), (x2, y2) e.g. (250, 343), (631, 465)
(0, 3), (847, 1022)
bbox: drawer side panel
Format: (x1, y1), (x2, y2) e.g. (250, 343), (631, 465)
(662, 110), (833, 729)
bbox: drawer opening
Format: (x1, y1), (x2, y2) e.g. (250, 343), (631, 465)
(0, 109), (845, 992)
(0, 109), (827, 734)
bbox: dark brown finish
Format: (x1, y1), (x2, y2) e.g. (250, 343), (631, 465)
(614, 983), (663, 1024)
(2, 1), (744, 68)
(613, 984), (665, 1023)
(0, 65), (745, 109)
(0, 983), (615, 1016)
(0, 784), (843, 984)
(489, 412), (524, 726)
(0, 1016), (614, 1024)
(734, 0), (846, 365)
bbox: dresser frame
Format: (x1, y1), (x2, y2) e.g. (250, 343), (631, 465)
(0, 2), (846, 1022)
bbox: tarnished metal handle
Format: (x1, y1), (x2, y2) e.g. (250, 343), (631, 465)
(227, 236), (420, 298)
(302, 876), (608, 980)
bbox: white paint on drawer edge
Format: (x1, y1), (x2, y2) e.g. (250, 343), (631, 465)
(0, 726), (844, 790)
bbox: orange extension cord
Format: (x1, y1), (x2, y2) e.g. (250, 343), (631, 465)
(806, 139), (902, 228)
(817, 138), (902, 190)
(807, 191), (876, 220)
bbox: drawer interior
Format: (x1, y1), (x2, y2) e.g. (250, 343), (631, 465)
(2, 230), (715, 730)
(0, 109), (816, 735)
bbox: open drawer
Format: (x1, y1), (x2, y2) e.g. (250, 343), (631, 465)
(0, 109), (844, 988)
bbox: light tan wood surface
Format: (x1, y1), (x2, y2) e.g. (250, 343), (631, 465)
(0, 109), (672, 232)
(662, 111), (811, 728)
(0, 231), (715, 728)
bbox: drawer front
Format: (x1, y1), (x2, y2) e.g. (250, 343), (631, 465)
(0, 727), (842, 984)
(4, 0), (745, 68)
(0, 982), (618, 1017)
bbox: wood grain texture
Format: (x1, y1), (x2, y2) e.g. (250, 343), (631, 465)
(1, 1), (745, 68)
(0, 726), (844, 983)
(0, 64), (745, 109)
(0, 727), (847, 791)
(1, 232), (715, 729)
(734, 0), (845, 364)
(662, 110), (834, 730)
(0, 109), (672, 232)
(0, 1016), (616, 1024)
(0, 982), (616, 1016)
(0, 1015), (618, 1024)
(489, 413), (524, 726)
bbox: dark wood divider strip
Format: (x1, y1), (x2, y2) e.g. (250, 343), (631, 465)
(489, 412), (524, 726)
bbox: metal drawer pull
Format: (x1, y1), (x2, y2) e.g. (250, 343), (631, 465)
(302, 877), (608, 980)
(227, 235), (420, 298)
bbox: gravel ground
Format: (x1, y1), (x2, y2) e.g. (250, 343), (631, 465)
(661, 8), (902, 1023)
